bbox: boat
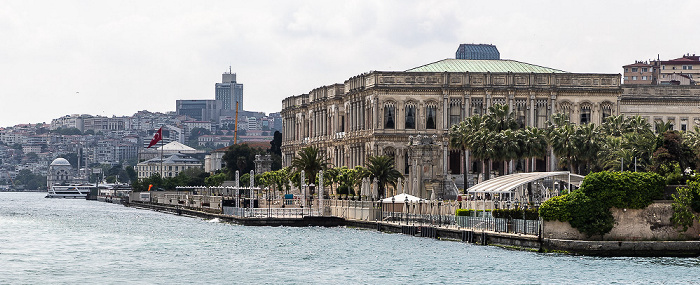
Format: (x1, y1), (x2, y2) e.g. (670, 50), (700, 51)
(46, 184), (96, 199)
(96, 183), (132, 204)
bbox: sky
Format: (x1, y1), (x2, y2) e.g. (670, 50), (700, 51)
(1, 0), (699, 127)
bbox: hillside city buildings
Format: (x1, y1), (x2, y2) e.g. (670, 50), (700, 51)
(1, 69), (281, 190)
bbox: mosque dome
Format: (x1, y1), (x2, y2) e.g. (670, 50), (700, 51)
(50, 158), (71, 166)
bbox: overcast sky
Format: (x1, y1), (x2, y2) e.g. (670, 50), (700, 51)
(1, 0), (698, 127)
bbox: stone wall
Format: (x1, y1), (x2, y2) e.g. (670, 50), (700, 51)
(543, 202), (700, 241)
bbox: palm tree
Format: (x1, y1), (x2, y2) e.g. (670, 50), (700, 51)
(574, 123), (601, 174)
(627, 115), (652, 135)
(523, 127), (548, 172)
(550, 123), (577, 172)
(449, 115), (484, 185)
(485, 104), (517, 132)
(601, 115), (629, 137)
(359, 155), (403, 198)
(290, 146), (328, 195)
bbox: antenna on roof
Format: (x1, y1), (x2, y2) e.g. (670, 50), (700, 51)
(229, 65), (232, 74)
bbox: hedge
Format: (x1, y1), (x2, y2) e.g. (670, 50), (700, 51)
(492, 208), (539, 220)
(538, 171), (665, 237)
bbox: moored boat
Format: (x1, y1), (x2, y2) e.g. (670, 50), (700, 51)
(46, 184), (95, 199)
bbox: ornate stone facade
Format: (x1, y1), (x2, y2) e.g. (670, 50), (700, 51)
(620, 85), (700, 131)
(281, 60), (621, 199)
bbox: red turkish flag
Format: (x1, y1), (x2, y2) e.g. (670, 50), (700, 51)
(147, 127), (163, 148)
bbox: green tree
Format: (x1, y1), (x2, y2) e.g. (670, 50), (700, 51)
(222, 144), (265, 178)
(13, 169), (46, 190)
(290, 147), (328, 194)
(205, 172), (228, 187)
(358, 155), (403, 198)
(125, 166), (137, 183)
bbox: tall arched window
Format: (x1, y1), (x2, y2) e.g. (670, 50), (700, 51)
(601, 103), (612, 122)
(426, 104), (437, 129)
(449, 101), (461, 127)
(580, 104), (591, 124)
(405, 105), (416, 129)
(384, 105), (395, 129)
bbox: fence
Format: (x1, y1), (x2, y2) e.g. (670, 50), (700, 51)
(223, 207), (319, 218)
(455, 216), (540, 235)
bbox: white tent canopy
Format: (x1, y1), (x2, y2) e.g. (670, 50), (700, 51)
(381, 193), (421, 203)
(466, 171), (584, 194)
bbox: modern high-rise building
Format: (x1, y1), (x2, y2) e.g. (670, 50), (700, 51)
(215, 71), (244, 112)
(176, 99), (220, 121)
(455, 44), (500, 60)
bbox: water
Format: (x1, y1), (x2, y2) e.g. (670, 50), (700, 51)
(1, 192), (698, 284)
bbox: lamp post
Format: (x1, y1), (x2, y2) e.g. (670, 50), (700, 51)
(404, 196), (409, 225)
(391, 196), (395, 222)
(309, 183), (315, 212)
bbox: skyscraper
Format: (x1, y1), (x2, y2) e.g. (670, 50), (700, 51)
(215, 70), (244, 112)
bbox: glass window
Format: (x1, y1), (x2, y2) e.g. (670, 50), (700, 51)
(404, 154), (410, 175)
(602, 106), (612, 121)
(535, 105), (547, 128)
(449, 103), (461, 127)
(642, 68), (648, 72)
(632, 76), (637, 80)
(405, 105), (415, 129)
(384, 105), (395, 129)
(516, 104), (526, 128)
(580, 107), (591, 124)
(632, 68), (638, 72)
(426, 106), (437, 129)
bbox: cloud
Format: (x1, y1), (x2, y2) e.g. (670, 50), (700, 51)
(0, 0), (699, 126)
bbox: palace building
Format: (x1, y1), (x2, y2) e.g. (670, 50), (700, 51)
(281, 58), (621, 199)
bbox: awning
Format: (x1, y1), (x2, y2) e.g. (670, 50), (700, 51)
(381, 193), (421, 203)
(466, 171), (584, 194)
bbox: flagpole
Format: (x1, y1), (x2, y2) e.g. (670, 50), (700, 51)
(160, 127), (164, 179)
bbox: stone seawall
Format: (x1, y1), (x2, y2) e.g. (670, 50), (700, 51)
(125, 201), (700, 257)
(543, 202), (700, 241)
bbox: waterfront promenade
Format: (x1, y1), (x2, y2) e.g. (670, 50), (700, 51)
(126, 189), (700, 257)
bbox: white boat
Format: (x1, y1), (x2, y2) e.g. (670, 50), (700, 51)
(46, 184), (95, 199)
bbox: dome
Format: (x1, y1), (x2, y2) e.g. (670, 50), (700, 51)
(50, 158), (71, 166)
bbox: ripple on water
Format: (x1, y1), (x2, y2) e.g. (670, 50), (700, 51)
(0, 192), (698, 284)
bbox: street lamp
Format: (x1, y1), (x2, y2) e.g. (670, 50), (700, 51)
(404, 196), (409, 225)
(309, 183), (315, 211)
(391, 196), (395, 222)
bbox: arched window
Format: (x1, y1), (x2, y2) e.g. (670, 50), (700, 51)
(405, 104), (416, 129)
(384, 105), (395, 129)
(601, 103), (612, 121)
(426, 104), (437, 129)
(449, 101), (461, 127)
(580, 104), (592, 124)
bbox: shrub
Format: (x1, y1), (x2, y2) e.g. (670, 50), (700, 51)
(578, 171), (664, 209)
(455, 209), (491, 216)
(671, 180), (700, 232)
(455, 209), (473, 216)
(492, 208), (539, 220)
(539, 171), (665, 237)
(539, 195), (570, 222)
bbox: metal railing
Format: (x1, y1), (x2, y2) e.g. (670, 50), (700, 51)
(223, 207), (319, 218)
(454, 216), (540, 235)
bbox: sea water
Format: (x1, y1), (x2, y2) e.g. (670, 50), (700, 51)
(1, 192), (698, 284)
